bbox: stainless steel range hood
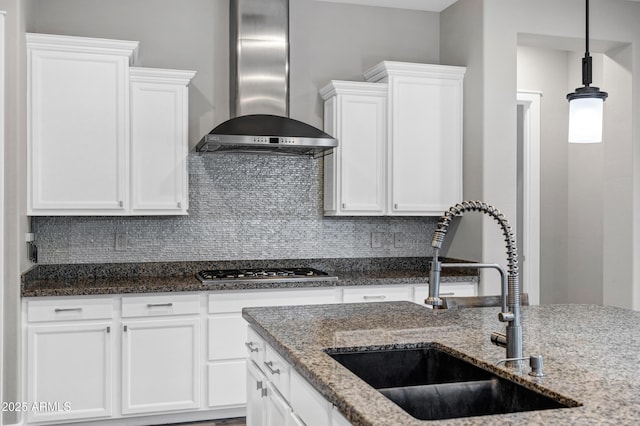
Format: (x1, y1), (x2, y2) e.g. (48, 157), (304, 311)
(196, 0), (337, 157)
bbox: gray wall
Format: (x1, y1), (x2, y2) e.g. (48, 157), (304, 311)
(441, 0), (639, 308)
(1, 0), (33, 423)
(32, 0), (440, 149)
(28, 0), (442, 265)
(516, 45), (571, 304)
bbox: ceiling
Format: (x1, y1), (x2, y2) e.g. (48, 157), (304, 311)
(312, 0), (459, 12)
(314, 0), (640, 12)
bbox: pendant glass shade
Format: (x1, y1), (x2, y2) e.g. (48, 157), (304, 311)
(566, 0), (608, 143)
(568, 97), (604, 143)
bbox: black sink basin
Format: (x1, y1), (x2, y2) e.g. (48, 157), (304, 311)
(326, 345), (579, 421)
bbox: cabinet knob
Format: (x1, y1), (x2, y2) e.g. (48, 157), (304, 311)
(177, 202), (182, 208)
(119, 200), (124, 208)
(394, 203), (398, 209)
(342, 203), (346, 209)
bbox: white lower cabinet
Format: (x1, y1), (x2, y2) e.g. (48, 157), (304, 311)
(207, 288), (338, 409)
(25, 297), (115, 424)
(26, 322), (113, 423)
(342, 285), (412, 303)
(246, 328), (333, 426)
(23, 280), (478, 425)
(413, 281), (477, 305)
(121, 317), (200, 414)
(120, 294), (201, 414)
(246, 360), (268, 426)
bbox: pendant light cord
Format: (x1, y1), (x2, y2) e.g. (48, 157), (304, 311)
(585, 0), (590, 55)
(582, 0), (592, 87)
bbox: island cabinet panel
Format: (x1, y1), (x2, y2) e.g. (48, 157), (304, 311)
(26, 33), (195, 216)
(25, 298), (114, 424)
(121, 294), (201, 414)
(246, 328), (332, 426)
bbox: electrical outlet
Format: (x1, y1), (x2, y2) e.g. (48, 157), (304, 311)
(394, 232), (407, 248)
(371, 232), (383, 248)
(115, 232), (127, 251)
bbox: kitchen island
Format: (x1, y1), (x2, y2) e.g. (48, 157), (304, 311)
(242, 301), (640, 425)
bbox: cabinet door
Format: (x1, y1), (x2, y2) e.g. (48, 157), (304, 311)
(265, 382), (292, 426)
(389, 74), (463, 215)
(130, 68), (194, 215)
(122, 317), (200, 414)
(209, 360), (247, 408)
(322, 82), (387, 216)
(246, 361), (267, 426)
(27, 34), (135, 215)
(26, 322), (113, 423)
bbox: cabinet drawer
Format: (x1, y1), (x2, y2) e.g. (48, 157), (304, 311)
(122, 293), (200, 318)
(264, 344), (291, 400)
(342, 285), (411, 303)
(246, 326), (266, 365)
(208, 288), (337, 314)
(27, 297), (113, 322)
(413, 282), (477, 305)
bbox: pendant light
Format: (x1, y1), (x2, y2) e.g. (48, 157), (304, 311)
(567, 0), (607, 143)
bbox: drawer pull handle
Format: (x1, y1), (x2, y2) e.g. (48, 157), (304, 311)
(146, 303), (173, 308)
(245, 342), (259, 353)
(54, 308), (82, 313)
(264, 361), (280, 375)
(363, 295), (386, 300)
(440, 292), (455, 296)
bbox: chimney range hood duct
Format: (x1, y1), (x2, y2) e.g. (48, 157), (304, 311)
(196, 0), (337, 157)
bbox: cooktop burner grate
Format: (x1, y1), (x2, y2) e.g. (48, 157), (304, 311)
(196, 267), (338, 284)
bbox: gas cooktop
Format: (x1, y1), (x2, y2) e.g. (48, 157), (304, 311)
(196, 267), (338, 284)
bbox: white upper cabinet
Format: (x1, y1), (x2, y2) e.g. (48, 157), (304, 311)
(26, 33), (195, 216)
(130, 68), (195, 215)
(321, 81), (387, 215)
(322, 61), (465, 217)
(365, 61), (465, 216)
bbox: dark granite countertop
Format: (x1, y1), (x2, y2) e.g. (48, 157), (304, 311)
(21, 257), (479, 297)
(242, 302), (640, 425)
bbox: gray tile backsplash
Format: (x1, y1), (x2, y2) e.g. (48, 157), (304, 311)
(33, 153), (438, 264)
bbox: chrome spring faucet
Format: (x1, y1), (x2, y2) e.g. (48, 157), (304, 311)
(426, 201), (523, 367)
